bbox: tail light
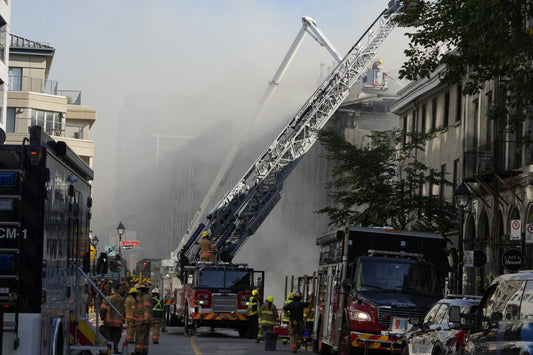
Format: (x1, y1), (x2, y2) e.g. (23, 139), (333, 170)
(456, 330), (468, 347)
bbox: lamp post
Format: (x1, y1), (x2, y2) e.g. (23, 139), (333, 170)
(454, 182), (471, 294)
(116, 222), (125, 256)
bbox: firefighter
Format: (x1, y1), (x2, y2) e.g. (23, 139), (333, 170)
(151, 288), (164, 344)
(303, 293), (315, 350)
(281, 292), (294, 344)
(257, 295), (278, 343)
(282, 290), (309, 353)
(199, 231), (218, 262)
(247, 289), (260, 339)
(100, 283), (125, 354)
(125, 286), (138, 345)
(133, 282), (153, 355)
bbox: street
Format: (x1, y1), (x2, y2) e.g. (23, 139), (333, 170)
(118, 327), (307, 355)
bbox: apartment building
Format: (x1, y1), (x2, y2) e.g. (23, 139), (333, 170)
(392, 70), (533, 295)
(6, 33), (95, 168)
(0, 1), (10, 130)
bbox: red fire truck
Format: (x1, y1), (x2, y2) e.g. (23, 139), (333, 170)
(313, 227), (447, 355)
(164, 261), (264, 336)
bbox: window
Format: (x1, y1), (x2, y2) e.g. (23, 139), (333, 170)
(473, 98), (479, 147)
(6, 107), (14, 133)
(519, 281), (533, 320)
(444, 91), (450, 127)
(456, 84), (462, 122)
(9, 67), (22, 91)
(452, 159), (459, 205)
(433, 303), (449, 325)
(440, 164), (446, 199)
(421, 104), (426, 133)
(402, 115), (407, 148)
(31, 109), (63, 135)
(480, 280), (525, 330)
(411, 110), (416, 134)
(431, 98), (437, 131)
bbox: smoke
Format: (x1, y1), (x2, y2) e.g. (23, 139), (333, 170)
(11, 1), (409, 291)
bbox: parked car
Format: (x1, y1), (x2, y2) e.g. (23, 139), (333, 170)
(465, 272), (533, 355)
(400, 295), (481, 355)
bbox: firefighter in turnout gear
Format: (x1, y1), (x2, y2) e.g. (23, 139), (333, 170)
(247, 289), (260, 339)
(133, 282), (153, 354)
(283, 291), (309, 353)
(151, 288), (164, 344)
(257, 295), (278, 342)
(199, 230), (218, 262)
(99, 283), (126, 354)
(125, 286), (138, 345)
(281, 292), (294, 344)
(303, 293), (315, 350)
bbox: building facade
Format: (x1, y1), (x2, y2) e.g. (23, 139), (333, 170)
(392, 70), (533, 295)
(6, 33), (95, 168)
(0, 1), (10, 131)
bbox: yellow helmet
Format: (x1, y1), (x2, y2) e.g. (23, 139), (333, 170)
(288, 292), (294, 300)
(252, 289), (259, 296)
(202, 231), (209, 237)
(129, 287), (137, 294)
(267, 295), (274, 303)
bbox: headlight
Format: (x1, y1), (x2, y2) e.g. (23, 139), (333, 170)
(350, 310), (371, 321)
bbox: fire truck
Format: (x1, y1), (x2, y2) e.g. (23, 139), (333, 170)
(161, 0), (407, 337)
(0, 126), (101, 354)
(313, 227), (447, 355)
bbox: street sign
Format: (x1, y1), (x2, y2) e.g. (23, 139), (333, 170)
(105, 245), (116, 256)
(526, 223), (533, 244)
(510, 220), (521, 240)
(122, 240), (140, 247)
(502, 248), (522, 272)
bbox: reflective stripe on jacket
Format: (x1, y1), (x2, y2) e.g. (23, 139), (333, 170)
(247, 296), (259, 316)
(259, 302), (278, 325)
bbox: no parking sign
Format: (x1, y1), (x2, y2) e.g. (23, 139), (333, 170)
(510, 220), (521, 240)
(526, 223), (533, 244)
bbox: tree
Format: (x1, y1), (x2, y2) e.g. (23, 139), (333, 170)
(315, 128), (457, 236)
(396, 0), (533, 138)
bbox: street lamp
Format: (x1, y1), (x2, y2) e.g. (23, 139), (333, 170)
(117, 222), (125, 255)
(454, 182), (471, 294)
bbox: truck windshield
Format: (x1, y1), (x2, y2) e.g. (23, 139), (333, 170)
(356, 258), (440, 298)
(198, 269), (251, 291)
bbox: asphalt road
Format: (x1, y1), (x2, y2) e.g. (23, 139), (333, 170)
(117, 326), (312, 355)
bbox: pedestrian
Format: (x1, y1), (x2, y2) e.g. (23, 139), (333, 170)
(100, 282), (125, 354)
(257, 295), (278, 343)
(199, 231), (218, 262)
(282, 290), (309, 353)
(247, 289), (260, 339)
(132, 282), (153, 355)
(151, 287), (164, 344)
(125, 286), (138, 346)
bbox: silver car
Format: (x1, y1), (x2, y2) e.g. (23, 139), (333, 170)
(401, 296), (481, 355)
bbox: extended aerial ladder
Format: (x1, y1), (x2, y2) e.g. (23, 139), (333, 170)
(180, 16), (343, 246)
(180, 3), (404, 265)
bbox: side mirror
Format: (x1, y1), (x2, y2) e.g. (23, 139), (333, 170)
(491, 311), (503, 323)
(343, 279), (355, 293)
(449, 306), (461, 323)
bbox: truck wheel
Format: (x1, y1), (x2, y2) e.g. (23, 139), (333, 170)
(184, 309), (191, 337)
(339, 322), (354, 355)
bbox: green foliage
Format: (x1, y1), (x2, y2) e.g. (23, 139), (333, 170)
(316, 128), (457, 236)
(396, 0), (533, 132)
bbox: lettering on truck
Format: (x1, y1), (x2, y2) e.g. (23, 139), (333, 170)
(0, 227), (27, 239)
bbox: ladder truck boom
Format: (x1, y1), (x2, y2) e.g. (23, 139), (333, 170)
(180, 4), (403, 265)
(178, 17), (342, 251)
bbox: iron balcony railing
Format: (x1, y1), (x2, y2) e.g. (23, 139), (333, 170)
(464, 141), (522, 179)
(8, 75), (81, 105)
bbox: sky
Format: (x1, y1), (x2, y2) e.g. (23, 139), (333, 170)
(10, 1), (411, 302)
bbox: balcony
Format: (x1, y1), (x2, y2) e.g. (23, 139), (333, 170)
(464, 141), (522, 182)
(8, 75), (81, 105)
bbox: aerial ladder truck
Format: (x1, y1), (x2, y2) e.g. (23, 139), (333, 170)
(161, 1), (406, 337)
